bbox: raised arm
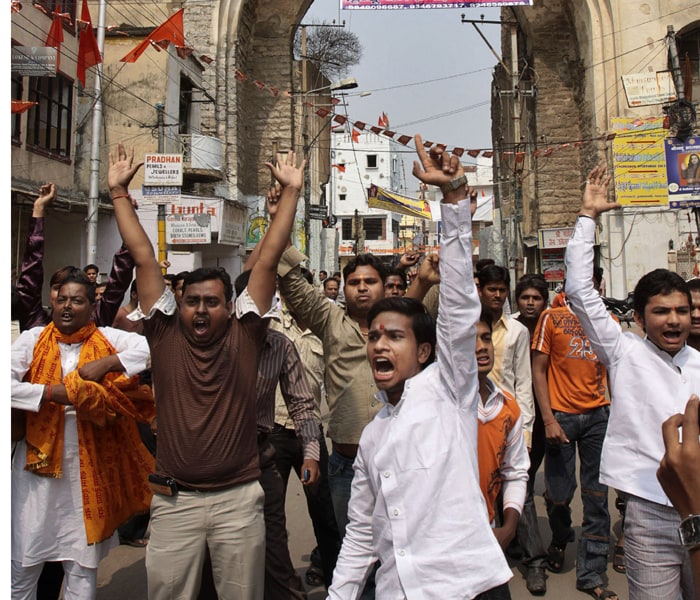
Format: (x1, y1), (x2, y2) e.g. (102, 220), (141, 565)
(108, 144), (164, 314)
(93, 245), (135, 327)
(16, 183), (56, 331)
(245, 152), (306, 313)
(564, 166), (623, 366)
(412, 134), (476, 404)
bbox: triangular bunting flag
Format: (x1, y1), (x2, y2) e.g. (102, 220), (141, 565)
(467, 149), (480, 158)
(46, 6), (64, 71)
(397, 135), (412, 145)
(76, 0), (101, 86)
(120, 8), (185, 63)
(354, 121), (366, 131)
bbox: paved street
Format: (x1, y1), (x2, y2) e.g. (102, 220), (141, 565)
(95, 460), (630, 599)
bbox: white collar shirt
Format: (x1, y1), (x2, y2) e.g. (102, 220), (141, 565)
(327, 199), (511, 599)
(565, 215), (700, 505)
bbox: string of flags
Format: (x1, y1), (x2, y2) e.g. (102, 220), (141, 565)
(12, 5), (664, 158)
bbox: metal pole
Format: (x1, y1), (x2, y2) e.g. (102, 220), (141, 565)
(85, 0), (107, 268)
(667, 25), (684, 99)
(156, 103), (167, 271)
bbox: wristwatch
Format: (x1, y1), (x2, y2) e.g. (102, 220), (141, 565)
(678, 514), (700, 550)
(440, 174), (468, 194)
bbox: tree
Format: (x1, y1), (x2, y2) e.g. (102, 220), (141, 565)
(294, 21), (363, 82)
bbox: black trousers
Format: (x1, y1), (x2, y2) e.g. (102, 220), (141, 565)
(268, 426), (341, 589)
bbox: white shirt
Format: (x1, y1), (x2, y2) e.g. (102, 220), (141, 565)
(11, 326), (150, 568)
(327, 199), (511, 600)
(490, 313), (535, 445)
(565, 215), (700, 506)
(478, 378), (529, 518)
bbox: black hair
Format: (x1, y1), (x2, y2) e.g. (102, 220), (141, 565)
(475, 258), (496, 273)
(173, 271), (189, 287)
(515, 273), (548, 303)
(163, 273), (175, 283)
(319, 270), (328, 277)
(57, 270), (96, 304)
(233, 270), (252, 298)
(593, 266), (604, 290)
(323, 277), (339, 290)
(50, 265), (81, 288)
(384, 267), (408, 288)
(343, 253), (387, 283)
(479, 307), (495, 331)
(366, 297), (436, 367)
(478, 264), (510, 288)
(184, 267), (234, 302)
(687, 277), (700, 293)
(83, 263), (99, 273)
(633, 269), (690, 315)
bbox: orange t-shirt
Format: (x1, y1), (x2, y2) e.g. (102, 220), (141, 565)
(532, 306), (609, 413)
(477, 390), (521, 523)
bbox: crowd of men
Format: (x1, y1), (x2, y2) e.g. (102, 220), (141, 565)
(10, 142), (700, 600)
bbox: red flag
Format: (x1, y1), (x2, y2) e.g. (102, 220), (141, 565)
(467, 149), (480, 158)
(253, 79), (266, 90)
(382, 112), (389, 127)
(452, 147), (465, 157)
(515, 152), (525, 163)
(76, 0), (101, 86)
(315, 107), (331, 118)
(120, 8), (185, 63)
(11, 100), (37, 113)
(354, 121), (366, 131)
(383, 130), (395, 138)
(234, 69), (247, 82)
(481, 151), (493, 158)
(175, 46), (194, 59)
(397, 135), (411, 145)
(370, 126), (383, 135)
(199, 55), (214, 65)
(332, 164), (346, 173)
(352, 128), (360, 143)
(46, 6), (64, 71)
(333, 115), (347, 125)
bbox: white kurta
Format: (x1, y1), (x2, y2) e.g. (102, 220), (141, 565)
(11, 326), (150, 568)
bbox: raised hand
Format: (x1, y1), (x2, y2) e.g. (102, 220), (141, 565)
(657, 395), (700, 518)
(412, 134), (463, 189)
(416, 254), (440, 286)
(108, 144), (144, 195)
(264, 150), (305, 192)
(267, 183), (282, 221)
(398, 251), (421, 270)
(33, 183), (56, 217)
(579, 165), (619, 219)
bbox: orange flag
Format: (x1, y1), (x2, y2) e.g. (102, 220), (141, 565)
(77, 0), (101, 86)
(12, 100), (37, 114)
(351, 128), (360, 143)
(45, 6), (64, 71)
(120, 9), (185, 63)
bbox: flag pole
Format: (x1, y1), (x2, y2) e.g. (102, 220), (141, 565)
(85, 0), (106, 268)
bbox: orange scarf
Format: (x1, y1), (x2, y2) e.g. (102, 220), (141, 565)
(24, 321), (156, 544)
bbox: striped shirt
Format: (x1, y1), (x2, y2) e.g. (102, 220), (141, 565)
(257, 329), (321, 461)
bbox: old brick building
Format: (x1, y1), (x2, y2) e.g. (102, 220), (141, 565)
(490, 0), (699, 297)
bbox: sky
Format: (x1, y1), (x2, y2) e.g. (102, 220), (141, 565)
(302, 1), (503, 168)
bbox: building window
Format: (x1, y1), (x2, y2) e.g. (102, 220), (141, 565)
(26, 73), (73, 158)
(342, 218), (353, 240)
(12, 73), (23, 144)
(34, 0), (77, 34)
(179, 75), (193, 134)
(364, 217), (384, 240)
(366, 154), (378, 169)
(339, 193), (346, 201)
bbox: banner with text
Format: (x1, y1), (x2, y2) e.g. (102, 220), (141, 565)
(368, 184), (432, 219)
(611, 116), (668, 206)
(665, 136), (700, 209)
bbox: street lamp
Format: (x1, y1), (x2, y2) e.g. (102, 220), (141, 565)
(300, 76), (358, 270)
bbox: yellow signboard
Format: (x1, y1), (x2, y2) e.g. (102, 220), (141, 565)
(611, 116), (668, 206)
